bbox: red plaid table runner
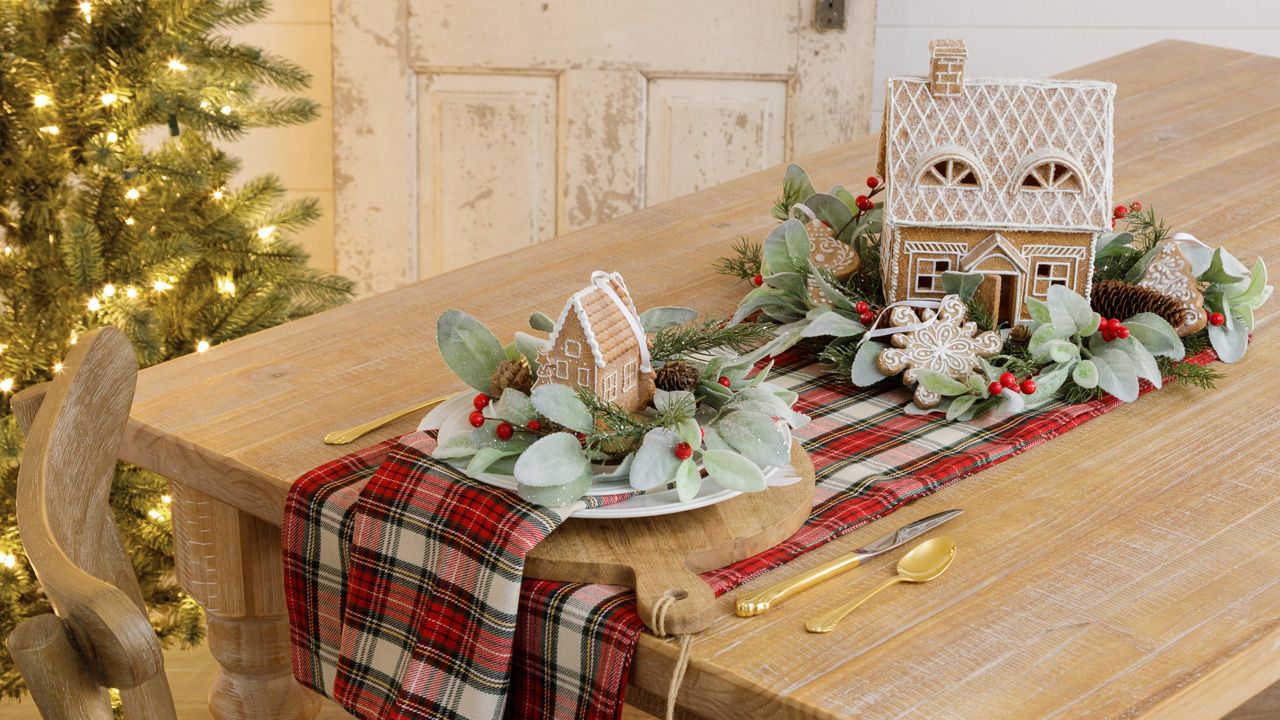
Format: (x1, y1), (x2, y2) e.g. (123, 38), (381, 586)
(286, 349), (1212, 719)
(283, 432), (637, 719)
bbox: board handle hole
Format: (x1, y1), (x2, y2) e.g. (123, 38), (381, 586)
(663, 589), (688, 601)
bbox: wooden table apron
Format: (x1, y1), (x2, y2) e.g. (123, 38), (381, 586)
(118, 41), (1280, 720)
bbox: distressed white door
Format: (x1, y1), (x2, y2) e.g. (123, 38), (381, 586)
(332, 0), (878, 293)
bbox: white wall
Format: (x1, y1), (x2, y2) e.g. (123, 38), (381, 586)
(872, 1), (1280, 129)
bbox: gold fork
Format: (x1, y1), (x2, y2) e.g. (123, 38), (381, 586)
(322, 394), (454, 445)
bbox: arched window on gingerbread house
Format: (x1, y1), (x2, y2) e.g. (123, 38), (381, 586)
(918, 156), (981, 188)
(1014, 152), (1085, 193)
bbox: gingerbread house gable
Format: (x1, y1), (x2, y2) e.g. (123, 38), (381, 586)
(535, 271), (654, 409)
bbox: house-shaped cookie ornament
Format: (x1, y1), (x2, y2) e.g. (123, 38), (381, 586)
(534, 271), (656, 413)
(877, 39), (1116, 326)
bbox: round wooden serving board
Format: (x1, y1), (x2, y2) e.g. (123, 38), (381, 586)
(526, 442), (816, 635)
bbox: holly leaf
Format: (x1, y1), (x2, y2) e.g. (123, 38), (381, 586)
(437, 309), (505, 393)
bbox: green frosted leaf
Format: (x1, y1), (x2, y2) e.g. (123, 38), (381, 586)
(940, 271), (984, 301)
(437, 309), (505, 393)
(715, 411), (790, 467)
(517, 467), (591, 508)
(1091, 348), (1139, 402)
(631, 428), (682, 490)
(674, 459), (701, 503)
(946, 394), (978, 421)
(916, 369), (970, 397)
(638, 306), (698, 332)
(529, 311), (556, 332)
(801, 310), (864, 338)
(1072, 358), (1099, 389)
(513, 433), (588, 487)
(1125, 312), (1184, 360)
(762, 219), (812, 275)
(531, 384), (593, 433)
(702, 449), (767, 492)
(851, 341), (891, 387)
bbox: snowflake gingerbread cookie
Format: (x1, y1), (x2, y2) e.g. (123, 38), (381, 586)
(876, 295), (1003, 409)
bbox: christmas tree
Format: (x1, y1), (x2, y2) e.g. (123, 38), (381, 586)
(0, 0), (354, 697)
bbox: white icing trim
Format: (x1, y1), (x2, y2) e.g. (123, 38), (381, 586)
(591, 271), (652, 373)
(859, 299), (944, 344)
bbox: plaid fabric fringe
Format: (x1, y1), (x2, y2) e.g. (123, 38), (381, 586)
(286, 349), (1215, 720)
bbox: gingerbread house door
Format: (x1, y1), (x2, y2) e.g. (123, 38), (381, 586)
(330, 0), (878, 294)
(962, 233), (1029, 325)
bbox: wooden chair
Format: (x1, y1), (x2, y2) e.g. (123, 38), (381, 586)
(6, 327), (176, 719)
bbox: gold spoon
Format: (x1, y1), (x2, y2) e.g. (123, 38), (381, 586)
(322, 394), (454, 446)
(805, 536), (956, 634)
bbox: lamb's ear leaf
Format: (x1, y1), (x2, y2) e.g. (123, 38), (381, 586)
(639, 307), (698, 332)
(529, 312), (556, 332)
(774, 164), (816, 220)
(851, 341), (891, 387)
(530, 384), (593, 433)
(517, 466), (592, 508)
(916, 369), (970, 397)
(1072, 358), (1099, 389)
(762, 219), (811, 275)
(1091, 347), (1139, 402)
(1199, 247), (1245, 285)
(940, 271), (985, 301)
(513, 433), (588, 488)
(946, 394), (978, 421)
(702, 449), (767, 492)
(437, 310), (506, 393)
(803, 193), (856, 244)
(674, 459), (701, 503)
(1125, 312), (1184, 360)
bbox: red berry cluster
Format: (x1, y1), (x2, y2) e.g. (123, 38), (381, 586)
(1098, 317), (1130, 342)
(987, 372), (1037, 397)
(855, 300), (876, 326)
(470, 393), (542, 439)
(1112, 201), (1142, 227)
(1207, 310), (1226, 326)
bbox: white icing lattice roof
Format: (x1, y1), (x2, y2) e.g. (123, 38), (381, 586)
(882, 76), (1115, 231)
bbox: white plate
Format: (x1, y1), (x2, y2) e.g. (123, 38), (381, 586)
(419, 394), (800, 519)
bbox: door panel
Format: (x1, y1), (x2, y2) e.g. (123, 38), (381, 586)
(333, 0), (878, 293)
(417, 74), (558, 275)
(645, 78), (788, 204)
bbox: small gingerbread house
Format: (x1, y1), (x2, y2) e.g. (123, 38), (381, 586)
(878, 39), (1116, 324)
(535, 271), (656, 412)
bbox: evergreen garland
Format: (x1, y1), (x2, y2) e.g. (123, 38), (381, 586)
(0, 0), (354, 697)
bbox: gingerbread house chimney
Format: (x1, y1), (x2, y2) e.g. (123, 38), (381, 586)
(928, 39), (967, 98)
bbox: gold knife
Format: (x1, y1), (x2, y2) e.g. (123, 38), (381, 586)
(734, 508), (963, 617)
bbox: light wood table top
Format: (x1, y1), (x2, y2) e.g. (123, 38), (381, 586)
(122, 41), (1280, 719)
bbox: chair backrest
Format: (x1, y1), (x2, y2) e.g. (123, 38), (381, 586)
(7, 327), (175, 719)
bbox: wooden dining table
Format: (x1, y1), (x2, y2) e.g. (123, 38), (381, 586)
(119, 40), (1280, 720)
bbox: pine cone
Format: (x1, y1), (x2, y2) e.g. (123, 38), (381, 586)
(489, 357), (533, 397)
(655, 360), (699, 392)
(1090, 279), (1186, 328)
(1008, 323), (1033, 345)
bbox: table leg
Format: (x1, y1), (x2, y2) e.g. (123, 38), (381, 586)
(170, 483), (321, 720)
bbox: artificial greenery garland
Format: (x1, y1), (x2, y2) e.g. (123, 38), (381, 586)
(718, 165), (1272, 419)
(432, 308), (808, 506)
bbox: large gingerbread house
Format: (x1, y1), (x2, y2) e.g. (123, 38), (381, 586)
(535, 271), (655, 412)
(878, 39), (1116, 324)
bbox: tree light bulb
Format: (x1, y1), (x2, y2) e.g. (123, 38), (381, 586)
(256, 225), (276, 240)
(196, 340), (210, 353)
(124, 217), (136, 226)
(87, 296), (101, 311)
(167, 58), (188, 72)
(211, 188), (224, 200)
(79, 1), (91, 21)
(216, 277), (236, 295)
(53, 362), (64, 374)
(162, 495), (172, 504)
(125, 286), (138, 299)
(220, 105), (232, 115)
(33, 94), (51, 108)
(125, 188), (141, 200)
(0, 553), (15, 569)
(153, 279), (172, 292)
(0, 378), (13, 394)
(102, 283), (116, 297)
(147, 508), (164, 520)
(39, 125), (59, 135)
(106, 131), (119, 143)
(101, 92), (118, 106)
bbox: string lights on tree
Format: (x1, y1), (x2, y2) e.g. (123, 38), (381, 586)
(0, 0), (355, 698)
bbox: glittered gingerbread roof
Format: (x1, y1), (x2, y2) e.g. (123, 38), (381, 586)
(544, 271), (648, 369)
(880, 41), (1116, 233)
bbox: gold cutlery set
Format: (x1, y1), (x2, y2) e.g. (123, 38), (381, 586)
(734, 509), (961, 633)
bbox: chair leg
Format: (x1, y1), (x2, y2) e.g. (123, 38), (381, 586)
(7, 614), (113, 720)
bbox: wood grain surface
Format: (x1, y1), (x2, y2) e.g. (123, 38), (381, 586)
(119, 41), (1280, 719)
(528, 442), (815, 636)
